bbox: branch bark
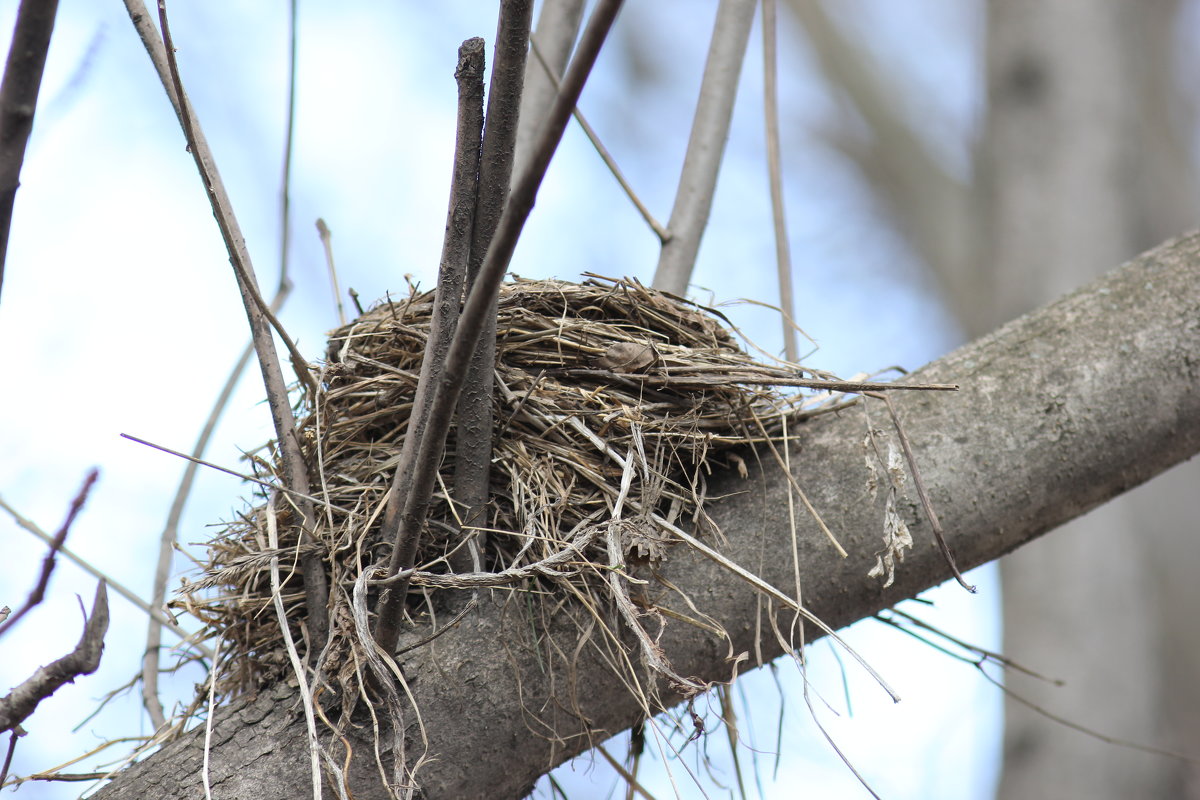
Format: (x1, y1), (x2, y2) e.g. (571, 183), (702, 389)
(0, 581), (108, 733)
(0, 0), (60, 303)
(652, 0), (757, 295)
(93, 232), (1200, 798)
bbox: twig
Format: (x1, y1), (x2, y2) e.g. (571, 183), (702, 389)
(141, 0), (305, 727)
(279, 0), (298, 287)
(134, 0), (328, 647)
(761, 0), (798, 362)
(120, 433), (347, 515)
(514, 0), (584, 180)
(316, 219), (345, 326)
(0, 0), (61, 303)
(140, 305), (287, 728)
(372, 0), (625, 655)
(452, 0), (534, 573)
(877, 392), (975, 592)
(373, 35), (486, 625)
(0, 581), (109, 733)
(0, 493), (209, 656)
(528, 36), (668, 241)
(651, 0), (757, 294)
(0, 470), (97, 637)
(0, 725), (23, 787)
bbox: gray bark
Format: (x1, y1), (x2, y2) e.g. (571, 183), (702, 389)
(93, 234), (1200, 799)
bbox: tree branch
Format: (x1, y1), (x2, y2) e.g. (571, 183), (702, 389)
(125, 0), (328, 649)
(0, 0), (60, 304)
(452, 0), (533, 573)
(0, 581), (108, 733)
(652, 0), (757, 295)
(370, 36), (487, 652)
(92, 232), (1200, 799)
(372, 0), (623, 655)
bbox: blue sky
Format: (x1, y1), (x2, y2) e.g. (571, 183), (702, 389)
(0, 2), (999, 797)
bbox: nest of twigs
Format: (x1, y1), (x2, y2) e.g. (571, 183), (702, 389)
(179, 275), (845, 700)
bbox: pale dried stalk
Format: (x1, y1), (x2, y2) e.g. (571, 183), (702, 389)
(652, 0), (757, 295)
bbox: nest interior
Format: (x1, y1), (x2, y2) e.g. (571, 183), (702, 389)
(180, 275), (838, 699)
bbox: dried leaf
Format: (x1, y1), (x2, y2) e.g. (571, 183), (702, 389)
(595, 341), (655, 372)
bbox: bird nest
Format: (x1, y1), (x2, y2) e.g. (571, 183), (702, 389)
(177, 275), (848, 701)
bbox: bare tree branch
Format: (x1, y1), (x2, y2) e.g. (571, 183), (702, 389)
(513, 0), (585, 181)
(93, 229), (1200, 800)
(528, 35), (668, 240)
(121, 0), (328, 650)
(0, 581), (108, 733)
(782, 0), (970, 313)
(371, 36), (487, 638)
(0, 0), (61, 304)
(652, 0), (757, 295)
(372, 0), (625, 655)
(0, 469), (97, 638)
(452, 0), (534, 573)
(762, 0), (798, 362)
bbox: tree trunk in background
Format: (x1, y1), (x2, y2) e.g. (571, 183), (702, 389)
(977, 1), (1200, 797)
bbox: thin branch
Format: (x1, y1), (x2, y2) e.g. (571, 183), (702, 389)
(278, 0), (298, 285)
(133, 0), (328, 649)
(315, 219), (345, 326)
(119, 433), (349, 515)
(0, 470), (97, 638)
(528, 35), (668, 241)
(877, 391), (975, 592)
(0, 725), (22, 787)
(761, 0), (798, 362)
(782, 0), (969, 314)
(141, 0), (303, 731)
(373, 35), (486, 620)
(452, 0), (534, 573)
(0, 0), (61, 303)
(140, 242), (294, 730)
(652, 0), (757, 295)
(514, 0), (584, 181)
(0, 581), (108, 733)
(372, 0), (625, 655)
(0, 493), (211, 658)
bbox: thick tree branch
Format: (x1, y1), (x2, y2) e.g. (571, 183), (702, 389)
(94, 233), (1200, 799)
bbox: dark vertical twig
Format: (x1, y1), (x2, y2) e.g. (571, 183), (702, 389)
(373, 0), (624, 654)
(0, 724), (21, 787)
(141, 0), (329, 649)
(0, 0), (61, 304)
(451, 0), (534, 574)
(514, 0), (584, 181)
(381, 37), (486, 591)
(762, 0), (798, 362)
(0, 470), (97, 638)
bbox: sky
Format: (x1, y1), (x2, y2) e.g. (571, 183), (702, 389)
(0, 2), (1001, 798)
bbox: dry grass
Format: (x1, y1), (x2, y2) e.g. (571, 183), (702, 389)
(176, 275), (856, 704)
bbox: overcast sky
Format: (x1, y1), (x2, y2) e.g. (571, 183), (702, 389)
(0, 2), (999, 798)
